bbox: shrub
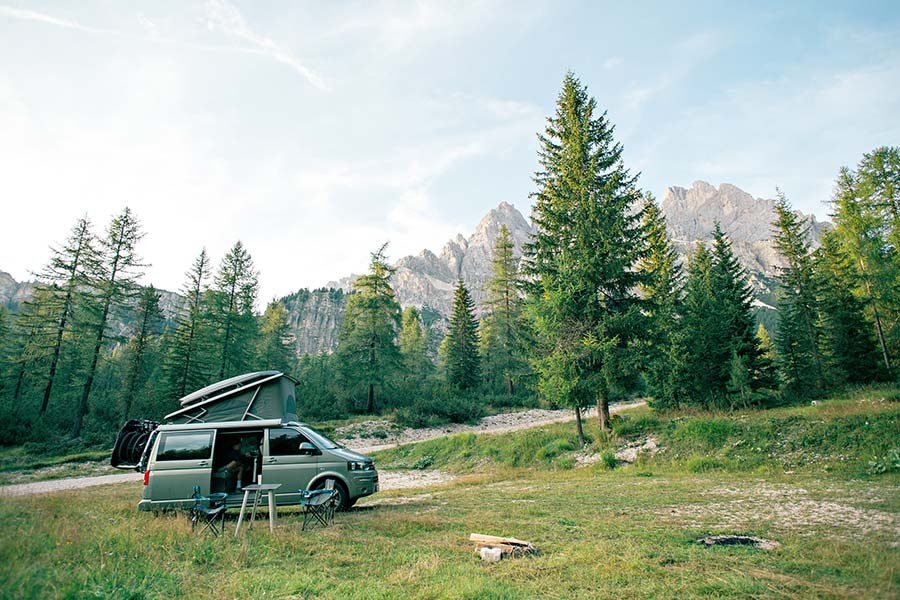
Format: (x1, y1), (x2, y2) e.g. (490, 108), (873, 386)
(687, 455), (726, 472)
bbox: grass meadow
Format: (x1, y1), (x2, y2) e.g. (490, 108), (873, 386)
(0, 387), (898, 599)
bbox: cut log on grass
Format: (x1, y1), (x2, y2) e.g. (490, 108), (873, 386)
(470, 533), (538, 558)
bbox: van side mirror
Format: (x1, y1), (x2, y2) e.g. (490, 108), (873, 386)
(298, 442), (319, 455)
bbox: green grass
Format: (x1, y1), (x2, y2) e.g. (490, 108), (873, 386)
(0, 468), (897, 599)
(375, 386), (900, 478)
(1, 386), (898, 598)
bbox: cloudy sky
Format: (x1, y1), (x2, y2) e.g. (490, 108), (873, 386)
(2, 1), (899, 303)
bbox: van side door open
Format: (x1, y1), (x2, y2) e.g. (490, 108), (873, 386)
(150, 430), (216, 502)
(262, 427), (319, 504)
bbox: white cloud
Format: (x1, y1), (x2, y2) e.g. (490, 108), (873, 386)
(0, 4), (106, 34)
(602, 56), (624, 70)
(202, 0), (328, 90)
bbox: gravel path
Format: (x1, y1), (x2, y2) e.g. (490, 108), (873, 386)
(0, 401), (644, 498)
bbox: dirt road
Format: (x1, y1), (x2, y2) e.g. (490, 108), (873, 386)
(0, 401), (644, 498)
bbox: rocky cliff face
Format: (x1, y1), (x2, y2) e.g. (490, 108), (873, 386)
(661, 181), (830, 277)
(279, 288), (348, 356)
(0, 270), (35, 308)
(328, 201), (534, 316)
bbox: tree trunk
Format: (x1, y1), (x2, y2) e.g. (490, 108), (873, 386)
(860, 265), (892, 370)
(574, 405), (585, 446)
(506, 376), (514, 396)
(367, 383), (375, 414)
(73, 325), (104, 438)
(597, 391), (611, 431)
(40, 292), (71, 415)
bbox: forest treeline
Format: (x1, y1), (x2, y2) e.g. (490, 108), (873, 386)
(0, 73), (897, 449)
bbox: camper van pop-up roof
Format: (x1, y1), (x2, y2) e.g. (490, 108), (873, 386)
(165, 371), (299, 424)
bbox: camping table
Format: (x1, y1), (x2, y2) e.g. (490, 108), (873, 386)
(234, 483), (281, 536)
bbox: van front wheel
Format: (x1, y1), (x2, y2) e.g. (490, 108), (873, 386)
(318, 479), (349, 511)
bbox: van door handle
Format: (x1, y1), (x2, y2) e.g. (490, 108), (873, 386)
(198, 460), (209, 467)
(266, 458), (277, 464)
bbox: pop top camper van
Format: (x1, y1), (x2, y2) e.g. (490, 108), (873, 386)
(112, 371), (378, 511)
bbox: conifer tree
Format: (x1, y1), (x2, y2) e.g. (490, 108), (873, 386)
(445, 279), (481, 391)
(209, 241), (259, 379)
(164, 249), (213, 399)
(815, 233), (883, 384)
(256, 301), (295, 373)
(831, 162), (898, 371)
(681, 243), (719, 406)
(709, 224), (763, 407)
(481, 225), (528, 395)
(399, 306), (431, 384)
(772, 190), (825, 396)
(34, 217), (95, 414)
(336, 244), (402, 413)
(121, 286), (163, 418)
(73, 208), (145, 438)
(524, 72), (645, 431)
(637, 194), (685, 408)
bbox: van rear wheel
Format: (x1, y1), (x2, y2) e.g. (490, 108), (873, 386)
(317, 479), (349, 511)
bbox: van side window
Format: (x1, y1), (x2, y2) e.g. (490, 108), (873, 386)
(157, 432), (213, 461)
(269, 428), (312, 456)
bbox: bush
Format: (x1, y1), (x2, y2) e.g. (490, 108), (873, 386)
(687, 455), (726, 472)
(672, 418), (736, 449)
(867, 448), (900, 475)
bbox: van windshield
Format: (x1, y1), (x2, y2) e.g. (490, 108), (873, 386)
(301, 426), (340, 449)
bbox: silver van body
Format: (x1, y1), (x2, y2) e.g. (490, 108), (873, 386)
(136, 419), (378, 511)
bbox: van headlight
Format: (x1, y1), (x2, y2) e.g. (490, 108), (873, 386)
(348, 460), (374, 471)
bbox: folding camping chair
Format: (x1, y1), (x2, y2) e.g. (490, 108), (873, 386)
(190, 485), (228, 537)
(298, 480), (337, 531)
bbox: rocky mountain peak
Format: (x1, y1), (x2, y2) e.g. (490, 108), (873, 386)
(661, 181), (830, 277)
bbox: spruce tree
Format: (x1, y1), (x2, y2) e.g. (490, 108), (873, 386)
(121, 286), (163, 418)
(481, 225), (528, 396)
(771, 190), (824, 396)
(73, 208), (145, 438)
(163, 249), (214, 399)
(34, 217), (95, 415)
(399, 306), (431, 385)
(256, 301), (295, 373)
(524, 72), (645, 431)
(681, 243), (720, 406)
(209, 241), (259, 379)
(815, 233), (883, 384)
(336, 244), (402, 414)
(445, 279), (481, 391)
(637, 194), (685, 409)
(709, 224), (763, 407)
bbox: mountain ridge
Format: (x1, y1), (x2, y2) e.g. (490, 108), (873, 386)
(1, 181), (829, 356)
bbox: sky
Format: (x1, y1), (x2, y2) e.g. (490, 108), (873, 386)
(1, 1), (899, 304)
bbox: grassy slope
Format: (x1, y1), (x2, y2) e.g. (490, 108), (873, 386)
(374, 386), (900, 478)
(0, 387), (898, 599)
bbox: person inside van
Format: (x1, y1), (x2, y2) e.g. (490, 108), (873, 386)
(221, 440), (248, 492)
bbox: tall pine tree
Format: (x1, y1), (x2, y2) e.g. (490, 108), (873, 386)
(481, 225), (528, 396)
(209, 241), (259, 379)
(771, 190), (825, 396)
(256, 300), (296, 373)
(121, 286), (163, 418)
(336, 244), (402, 414)
(445, 279), (481, 391)
(164, 249), (214, 399)
(35, 217), (95, 415)
(831, 162), (897, 371)
(815, 233), (883, 384)
(524, 72), (645, 431)
(73, 208), (145, 438)
(637, 194), (685, 409)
